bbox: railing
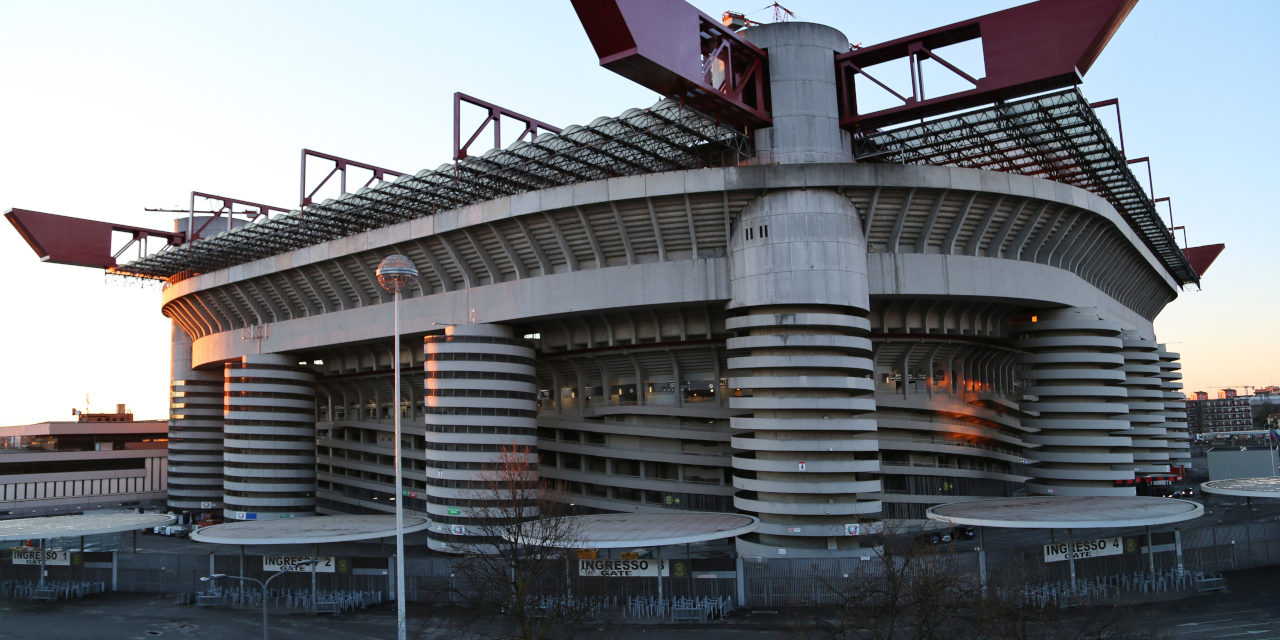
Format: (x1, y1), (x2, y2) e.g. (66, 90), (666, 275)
(0, 579), (106, 601)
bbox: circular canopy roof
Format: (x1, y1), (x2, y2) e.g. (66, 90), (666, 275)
(192, 515), (429, 545)
(926, 496), (1203, 529)
(0, 513), (176, 541)
(1201, 477), (1280, 498)
(518, 512), (758, 548)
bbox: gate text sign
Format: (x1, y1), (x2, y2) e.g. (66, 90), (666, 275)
(11, 548), (70, 566)
(578, 559), (669, 577)
(263, 555), (336, 573)
(1042, 537), (1122, 563)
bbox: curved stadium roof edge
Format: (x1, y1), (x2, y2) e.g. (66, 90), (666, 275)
(113, 89), (1197, 288)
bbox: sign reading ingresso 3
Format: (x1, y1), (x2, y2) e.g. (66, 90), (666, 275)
(1042, 537), (1122, 563)
(578, 559), (669, 577)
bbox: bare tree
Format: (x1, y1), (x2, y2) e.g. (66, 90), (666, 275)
(451, 444), (584, 640)
(807, 520), (977, 640)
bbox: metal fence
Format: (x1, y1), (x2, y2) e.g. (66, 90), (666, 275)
(1, 521), (1277, 609)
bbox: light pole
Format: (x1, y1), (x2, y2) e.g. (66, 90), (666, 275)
(376, 254), (418, 640)
(202, 559), (318, 640)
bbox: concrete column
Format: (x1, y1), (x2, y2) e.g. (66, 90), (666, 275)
(422, 323), (537, 552)
(742, 22), (852, 164)
(1015, 308), (1135, 496)
(222, 353), (317, 521)
(727, 188), (879, 555)
(167, 322), (225, 513)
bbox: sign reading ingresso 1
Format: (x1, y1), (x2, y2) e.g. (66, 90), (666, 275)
(11, 548), (70, 566)
(578, 559), (669, 577)
(1042, 537), (1123, 563)
(263, 556), (336, 573)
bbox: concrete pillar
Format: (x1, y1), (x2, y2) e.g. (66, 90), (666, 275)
(1015, 308), (1135, 496)
(167, 322), (225, 513)
(742, 22), (852, 164)
(422, 323), (537, 552)
(727, 187), (879, 555)
(222, 354), (317, 521)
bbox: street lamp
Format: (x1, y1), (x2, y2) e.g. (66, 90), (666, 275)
(376, 254), (417, 640)
(202, 559), (318, 640)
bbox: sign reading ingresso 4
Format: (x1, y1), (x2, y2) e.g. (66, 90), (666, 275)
(263, 555), (336, 573)
(1042, 537), (1122, 563)
(11, 548), (70, 566)
(578, 559), (669, 577)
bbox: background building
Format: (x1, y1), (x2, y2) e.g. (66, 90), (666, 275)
(5, 1), (1213, 556)
(0, 405), (167, 518)
(1187, 390), (1255, 436)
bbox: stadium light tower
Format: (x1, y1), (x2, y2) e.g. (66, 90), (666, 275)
(376, 254), (418, 640)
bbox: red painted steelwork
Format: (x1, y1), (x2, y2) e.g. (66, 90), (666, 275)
(4, 208), (183, 269)
(837, 0), (1137, 131)
(301, 149), (405, 207)
(571, 0), (769, 128)
(187, 192), (289, 243)
(1183, 244), (1225, 278)
(453, 93), (561, 161)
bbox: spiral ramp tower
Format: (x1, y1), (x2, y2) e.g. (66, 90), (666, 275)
(222, 354), (317, 520)
(167, 372), (225, 512)
(1158, 345), (1192, 468)
(423, 324), (538, 551)
(1016, 308), (1136, 496)
(1119, 332), (1171, 479)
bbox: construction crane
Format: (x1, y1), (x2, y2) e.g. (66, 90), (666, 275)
(1204, 385), (1256, 396)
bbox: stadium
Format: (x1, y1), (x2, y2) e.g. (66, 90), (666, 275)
(5, 0), (1222, 557)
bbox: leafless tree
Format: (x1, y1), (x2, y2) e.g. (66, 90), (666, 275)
(451, 444), (585, 640)
(804, 520), (977, 640)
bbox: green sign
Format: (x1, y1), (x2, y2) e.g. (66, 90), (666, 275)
(402, 489), (410, 496)
(448, 508), (461, 516)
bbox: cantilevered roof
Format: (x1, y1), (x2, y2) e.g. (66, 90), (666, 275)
(191, 515), (429, 545)
(0, 513), (175, 541)
(111, 100), (752, 281)
(857, 88), (1198, 287)
(1201, 477), (1280, 499)
(926, 496), (1202, 529)
(515, 512), (759, 548)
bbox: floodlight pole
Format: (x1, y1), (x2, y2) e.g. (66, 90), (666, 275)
(376, 255), (418, 640)
(202, 561), (316, 640)
(392, 280), (406, 640)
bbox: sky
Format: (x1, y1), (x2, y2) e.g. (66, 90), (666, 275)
(0, 1), (1275, 425)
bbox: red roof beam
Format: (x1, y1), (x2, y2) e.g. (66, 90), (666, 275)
(838, 0), (1137, 131)
(186, 192), (290, 243)
(301, 149), (406, 208)
(453, 92), (562, 161)
(5, 208), (184, 270)
(570, 0), (770, 128)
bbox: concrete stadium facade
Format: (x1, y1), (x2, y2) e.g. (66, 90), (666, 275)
(155, 21), (1190, 556)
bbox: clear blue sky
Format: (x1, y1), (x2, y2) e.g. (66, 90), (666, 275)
(0, 1), (1274, 425)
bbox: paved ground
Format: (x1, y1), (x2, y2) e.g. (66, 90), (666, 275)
(1, 566), (1278, 640)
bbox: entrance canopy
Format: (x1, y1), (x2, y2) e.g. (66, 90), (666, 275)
(517, 512), (758, 549)
(0, 513), (175, 541)
(191, 515), (429, 546)
(1201, 477), (1280, 499)
(926, 496), (1203, 529)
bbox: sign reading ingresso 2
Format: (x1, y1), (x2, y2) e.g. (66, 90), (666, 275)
(263, 556), (336, 573)
(578, 559), (669, 577)
(1042, 537), (1123, 563)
